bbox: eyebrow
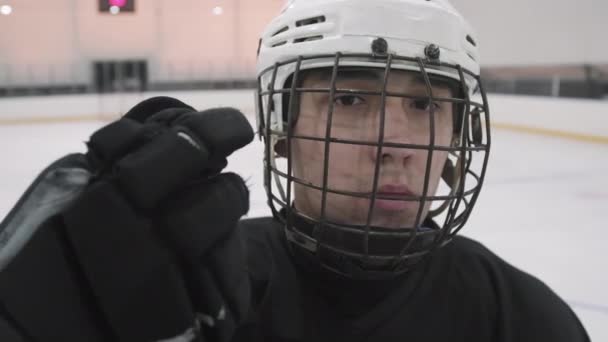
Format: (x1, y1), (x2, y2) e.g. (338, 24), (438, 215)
(308, 68), (456, 93)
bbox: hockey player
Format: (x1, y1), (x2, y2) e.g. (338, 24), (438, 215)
(0, 0), (590, 341)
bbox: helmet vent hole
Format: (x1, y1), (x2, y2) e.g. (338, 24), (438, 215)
(272, 26), (289, 37)
(294, 35), (324, 44)
(272, 41), (288, 47)
(467, 53), (476, 62)
(296, 15), (326, 27)
(466, 35), (477, 47)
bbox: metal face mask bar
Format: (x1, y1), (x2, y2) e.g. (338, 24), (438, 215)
(257, 52), (491, 278)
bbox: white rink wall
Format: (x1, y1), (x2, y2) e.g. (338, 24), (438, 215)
(1, 92), (607, 140)
(489, 94), (608, 138)
(0, 90), (257, 123)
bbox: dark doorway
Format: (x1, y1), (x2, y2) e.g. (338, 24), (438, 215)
(93, 60), (147, 93)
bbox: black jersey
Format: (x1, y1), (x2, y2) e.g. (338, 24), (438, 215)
(232, 217), (590, 342)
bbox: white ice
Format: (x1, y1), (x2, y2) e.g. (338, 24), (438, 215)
(0, 91), (606, 340)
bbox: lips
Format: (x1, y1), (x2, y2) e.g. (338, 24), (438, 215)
(377, 184), (415, 198)
(373, 184), (417, 211)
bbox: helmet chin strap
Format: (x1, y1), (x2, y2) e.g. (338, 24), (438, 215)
(282, 206), (440, 280)
(285, 222), (425, 280)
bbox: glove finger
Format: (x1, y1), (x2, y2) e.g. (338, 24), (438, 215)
(115, 129), (210, 210)
(146, 107), (195, 126)
(124, 96), (194, 123)
(87, 96), (196, 172)
(157, 172), (249, 262)
(176, 108), (254, 159)
(86, 118), (144, 169)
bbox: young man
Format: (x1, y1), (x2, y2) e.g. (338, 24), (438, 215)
(0, 0), (590, 341)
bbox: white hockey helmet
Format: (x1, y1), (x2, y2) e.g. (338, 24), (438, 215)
(256, 0), (481, 120)
(255, 0), (491, 279)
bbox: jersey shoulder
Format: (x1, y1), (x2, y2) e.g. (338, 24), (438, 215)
(441, 236), (589, 341)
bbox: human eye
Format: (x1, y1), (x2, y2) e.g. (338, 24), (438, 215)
(334, 94), (365, 107)
(411, 98), (441, 112)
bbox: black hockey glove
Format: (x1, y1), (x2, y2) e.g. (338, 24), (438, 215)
(81, 96), (255, 341)
(0, 97), (254, 342)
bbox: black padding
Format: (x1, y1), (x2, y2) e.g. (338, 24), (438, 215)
(206, 231), (251, 324)
(62, 181), (196, 342)
(0, 216), (110, 341)
(115, 130), (210, 210)
(157, 172), (249, 262)
(188, 266), (224, 321)
(156, 172), (251, 341)
(124, 96), (194, 123)
(0, 315), (26, 342)
(470, 108), (483, 145)
(442, 159), (455, 186)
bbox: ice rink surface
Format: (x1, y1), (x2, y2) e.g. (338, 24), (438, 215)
(0, 92), (606, 340)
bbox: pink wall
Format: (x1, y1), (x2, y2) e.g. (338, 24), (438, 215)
(0, 0), (285, 86)
(5, 0), (604, 86)
(0, 1), (78, 85)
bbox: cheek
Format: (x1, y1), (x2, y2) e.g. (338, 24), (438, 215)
(293, 139), (373, 189)
(407, 149), (449, 194)
(293, 113), (374, 187)
(292, 139), (322, 180)
(411, 114), (453, 146)
(328, 145), (373, 190)
(291, 143), (372, 221)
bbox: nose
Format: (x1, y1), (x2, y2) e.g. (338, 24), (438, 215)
(370, 100), (413, 167)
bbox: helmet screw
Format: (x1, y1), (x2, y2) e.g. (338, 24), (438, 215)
(425, 44), (441, 60)
(371, 38), (388, 55)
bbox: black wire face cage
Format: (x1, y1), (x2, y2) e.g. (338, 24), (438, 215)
(257, 53), (491, 279)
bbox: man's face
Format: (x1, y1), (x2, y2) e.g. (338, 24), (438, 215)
(290, 69), (454, 229)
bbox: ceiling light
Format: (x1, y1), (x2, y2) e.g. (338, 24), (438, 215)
(0, 5), (12, 16)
